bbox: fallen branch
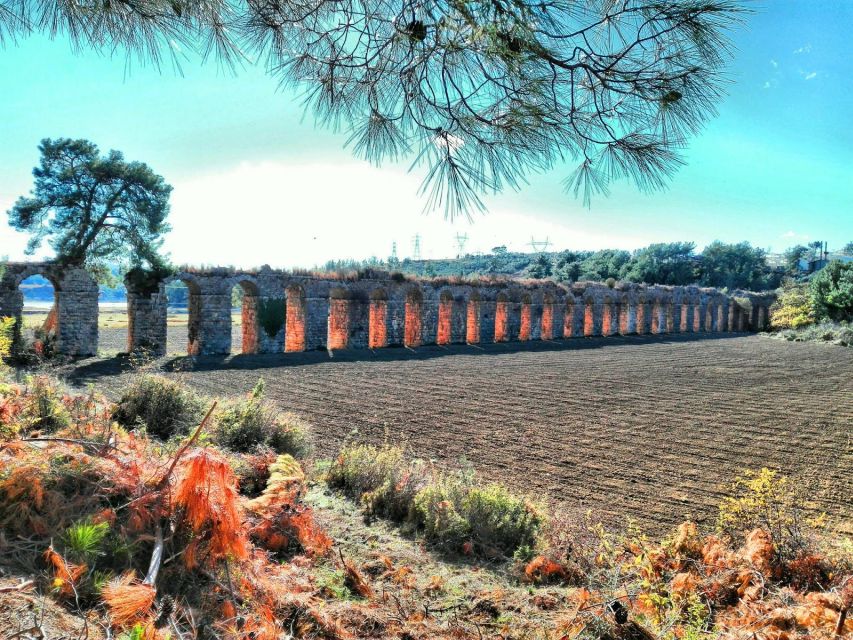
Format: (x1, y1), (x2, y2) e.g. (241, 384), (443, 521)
(143, 521), (164, 587)
(0, 579), (34, 593)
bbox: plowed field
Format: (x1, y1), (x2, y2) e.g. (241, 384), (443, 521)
(74, 332), (853, 534)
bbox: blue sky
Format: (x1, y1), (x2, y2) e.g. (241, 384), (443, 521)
(1, 1), (851, 267)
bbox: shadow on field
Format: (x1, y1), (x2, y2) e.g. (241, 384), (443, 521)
(64, 332), (748, 386)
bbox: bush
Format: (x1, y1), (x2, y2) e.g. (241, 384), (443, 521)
(810, 260), (853, 321)
(328, 444), (544, 558)
(257, 298), (286, 338)
(770, 281), (814, 329)
(717, 468), (816, 561)
(412, 473), (544, 557)
(0, 316), (14, 366)
(326, 444), (427, 521)
(210, 379), (310, 457)
(774, 321), (853, 347)
(112, 375), (207, 440)
(23, 375), (71, 434)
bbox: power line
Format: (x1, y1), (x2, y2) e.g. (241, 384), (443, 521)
(454, 233), (469, 257)
(528, 236), (551, 253)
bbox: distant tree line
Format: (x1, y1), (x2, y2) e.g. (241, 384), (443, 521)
(364, 240), (828, 291)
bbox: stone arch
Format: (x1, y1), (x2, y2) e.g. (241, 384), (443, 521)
(583, 295), (596, 336)
(285, 284), (307, 352)
(717, 300), (727, 332)
(437, 289), (454, 345)
(404, 287), (423, 347)
(664, 295), (676, 333)
(564, 297), (577, 337)
(619, 294), (631, 334)
(693, 297), (703, 332)
(541, 293), (555, 340)
(15, 271), (61, 355)
(0, 264), (99, 357)
(466, 290), (481, 344)
(494, 291), (509, 342)
(327, 286), (351, 350)
(369, 288), (389, 348)
(650, 294), (663, 334)
(163, 274), (203, 355)
(229, 277), (261, 354)
(635, 294), (648, 335)
(601, 294), (615, 336)
(705, 300), (716, 332)
(518, 293), (533, 341)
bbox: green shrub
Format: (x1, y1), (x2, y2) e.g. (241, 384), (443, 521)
(462, 484), (544, 557)
(112, 374), (207, 440)
(23, 375), (71, 434)
(412, 473), (544, 557)
(810, 260), (853, 322)
(329, 444), (544, 558)
(0, 316), (14, 366)
(211, 379), (310, 456)
(326, 444), (427, 521)
(257, 298), (286, 338)
(774, 321), (853, 347)
(718, 468), (817, 561)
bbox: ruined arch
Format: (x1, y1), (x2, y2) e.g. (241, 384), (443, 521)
(437, 290), (454, 345)
(541, 293), (555, 340)
(564, 297), (577, 338)
(327, 287), (351, 350)
(466, 290), (481, 344)
(164, 275), (202, 355)
(285, 284), (307, 352)
(618, 294), (631, 334)
(229, 277), (261, 354)
(583, 295), (596, 336)
(650, 295), (662, 334)
(404, 287), (423, 347)
(601, 295), (615, 336)
(369, 288), (389, 348)
(518, 294), (532, 341)
(494, 291), (509, 342)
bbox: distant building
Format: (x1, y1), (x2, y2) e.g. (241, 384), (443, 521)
(798, 254), (853, 274)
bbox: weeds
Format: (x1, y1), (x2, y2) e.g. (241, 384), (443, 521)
(210, 378), (310, 456)
(113, 374), (206, 440)
(328, 444), (543, 558)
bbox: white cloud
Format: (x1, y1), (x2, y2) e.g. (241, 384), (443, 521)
(762, 81), (772, 90)
(770, 59), (778, 68)
(803, 71), (817, 81)
(793, 44), (812, 54)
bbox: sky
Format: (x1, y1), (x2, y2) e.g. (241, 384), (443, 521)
(0, 1), (851, 268)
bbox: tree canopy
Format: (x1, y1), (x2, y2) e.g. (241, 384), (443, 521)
(0, 1), (745, 218)
(621, 242), (696, 285)
(7, 138), (172, 281)
(699, 241), (768, 290)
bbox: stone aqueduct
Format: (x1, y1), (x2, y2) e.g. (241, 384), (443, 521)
(0, 263), (776, 357)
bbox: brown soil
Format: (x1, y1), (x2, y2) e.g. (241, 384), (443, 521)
(70, 333), (853, 536)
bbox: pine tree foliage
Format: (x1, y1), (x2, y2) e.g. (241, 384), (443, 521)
(0, 1), (746, 218)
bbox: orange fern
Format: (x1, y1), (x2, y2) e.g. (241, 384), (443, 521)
(172, 449), (248, 566)
(102, 572), (156, 627)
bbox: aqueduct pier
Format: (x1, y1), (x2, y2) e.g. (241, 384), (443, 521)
(0, 263), (776, 357)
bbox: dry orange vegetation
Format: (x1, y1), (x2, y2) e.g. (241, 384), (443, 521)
(0, 375), (851, 639)
(84, 333), (853, 536)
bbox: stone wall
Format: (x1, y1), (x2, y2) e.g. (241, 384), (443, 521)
(0, 262), (777, 357)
